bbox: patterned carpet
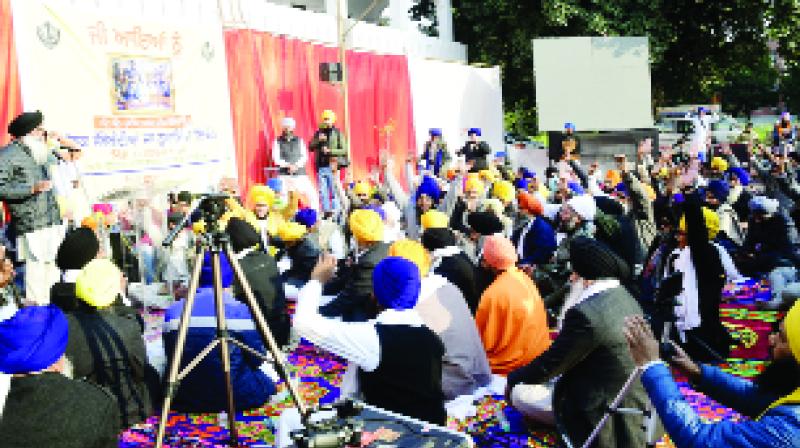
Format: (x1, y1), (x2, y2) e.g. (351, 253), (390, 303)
(120, 281), (781, 447)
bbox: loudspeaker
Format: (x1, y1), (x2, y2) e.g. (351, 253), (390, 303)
(319, 62), (342, 82)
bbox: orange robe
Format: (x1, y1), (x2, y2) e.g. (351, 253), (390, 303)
(475, 267), (551, 375)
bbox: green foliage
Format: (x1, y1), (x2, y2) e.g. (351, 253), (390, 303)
(446, 0), (799, 135)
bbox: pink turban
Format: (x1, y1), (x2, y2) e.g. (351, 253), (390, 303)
(482, 235), (518, 270)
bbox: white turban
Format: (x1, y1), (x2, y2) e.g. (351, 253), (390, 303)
(749, 195), (779, 215)
(381, 201), (402, 225)
(566, 194), (597, 222)
(281, 117), (296, 130)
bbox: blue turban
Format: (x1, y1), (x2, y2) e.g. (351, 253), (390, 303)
(495, 151), (507, 159)
(295, 208), (318, 228)
(429, 128), (442, 137)
(728, 167), (750, 186)
(564, 122), (576, 131)
(614, 182), (628, 196)
(467, 127), (482, 136)
(0, 305), (68, 374)
(514, 178), (530, 190)
(707, 179), (730, 202)
(372, 257), (421, 310)
(267, 177), (283, 193)
(568, 181), (585, 195)
(416, 176), (441, 202)
(673, 193), (685, 204)
(199, 252), (234, 289)
(520, 168), (535, 179)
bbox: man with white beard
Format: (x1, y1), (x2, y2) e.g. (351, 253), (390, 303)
(0, 111), (65, 303)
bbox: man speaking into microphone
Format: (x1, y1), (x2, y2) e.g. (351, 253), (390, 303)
(0, 111), (67, 303)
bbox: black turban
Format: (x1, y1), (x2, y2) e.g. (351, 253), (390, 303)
(8, 111), (43, 138)
(467, 211), (504, 236)
(422, 227), (456, 251)
(56, 228), (100, 271)
(569, 236), (630, 280)
(226, 217), (261, 253)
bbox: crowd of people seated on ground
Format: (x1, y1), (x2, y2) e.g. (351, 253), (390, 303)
(0, 110), (799, 447)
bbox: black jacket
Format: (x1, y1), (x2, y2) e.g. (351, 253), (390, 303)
(0, 373), (120, 448)
(284, 235), (322, 284)
(433, 252), (481, 314)
(320, 242), (389, 322)
(233, 250), (290, 347)
(507, 286), (654, 448)
(458, 141), (491, 172)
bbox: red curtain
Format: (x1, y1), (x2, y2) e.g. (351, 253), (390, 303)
(0, 0), (23, 145)
(224, 29), (415, 203)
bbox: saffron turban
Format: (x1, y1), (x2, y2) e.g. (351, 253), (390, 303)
(605, 169), (622, 187)
(389, 239), (431, 276)
(75, 259), (123, 308)
(517, 192), (543, 216)
(353, 181), (372, 196)
(482, 234), (517, 270)
(464, 176), (484, 194)
(711, 156), (729, 172)
(250, 185), (275, 206)
(0, 305), (68, 374)
(295, 208), (318, 228)
(679, 207), (720, 240)
(420, 210), (448, 230)
(492, 180), (514, 203)
(278, 221), (307, 242)
(372, 257), (421, 310)
(349, 209), (384, 242)
(199, 252), (234, 289)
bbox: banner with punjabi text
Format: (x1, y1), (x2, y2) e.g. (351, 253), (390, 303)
(10, 0), (237, 201)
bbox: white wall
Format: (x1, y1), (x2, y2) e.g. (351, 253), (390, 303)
(408, 58), (504, 155)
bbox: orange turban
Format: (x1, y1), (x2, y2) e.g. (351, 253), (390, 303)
(482, 235), (518, 270)
(605, 169), (622, 186)
(517, 192), (543, 216)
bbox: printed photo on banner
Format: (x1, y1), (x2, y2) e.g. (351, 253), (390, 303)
(111, 55), (174, 114)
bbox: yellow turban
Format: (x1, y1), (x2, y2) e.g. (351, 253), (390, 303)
(711, 156), (728, 172)
(349, 209), (384, 242)
(492, 180), (514, 203)
(388, 239), (431, 276)
(321, 109), (336, 122)
(643, 184), (657, 201)
(465, 175), (484, 194)
(761, 300), (800, 417)
(605, 169), (622, 186)
(277, 221), (307, 242)
(420, 210), (448, 230)
(249, 185), (275, 206)
(75, 259), (122, 308)
(479, 169), (497, 182)
(192, 220), (207, 234)
(658, 167), (669, 178)
(679, 207), (720, 240)
(353, 181), (372, 196)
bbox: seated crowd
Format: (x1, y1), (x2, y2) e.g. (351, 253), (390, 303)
(0, 111), (798, 448)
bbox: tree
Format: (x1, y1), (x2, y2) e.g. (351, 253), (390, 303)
(429, 0), (792, 134)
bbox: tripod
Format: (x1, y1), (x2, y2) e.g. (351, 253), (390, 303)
(155, 194), (309, 447)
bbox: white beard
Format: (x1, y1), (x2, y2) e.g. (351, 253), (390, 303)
(21, 136), (50, 165)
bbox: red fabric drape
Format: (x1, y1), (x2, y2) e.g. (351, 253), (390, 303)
(224, 29), (415, 203)
(0, 0), (23, 145)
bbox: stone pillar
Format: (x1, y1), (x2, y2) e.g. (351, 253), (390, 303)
(436, 0), (453, 41)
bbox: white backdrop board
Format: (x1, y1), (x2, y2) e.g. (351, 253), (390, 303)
(533, 37), (653, 132)
(408, 58), (504, 157)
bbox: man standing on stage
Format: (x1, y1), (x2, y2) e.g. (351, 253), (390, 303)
(561, 122), (579, 160)
(458, 128), (491, 172)
(0, 111), (65, 303)
(422, 128), (449, 177)
(272, 117), (317, 209)
(309, 110), (348, 215)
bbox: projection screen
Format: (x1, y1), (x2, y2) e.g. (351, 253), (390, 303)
(533, 37), (653, 132)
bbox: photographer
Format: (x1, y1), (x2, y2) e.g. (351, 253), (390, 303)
(624, 304), (800, 448)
